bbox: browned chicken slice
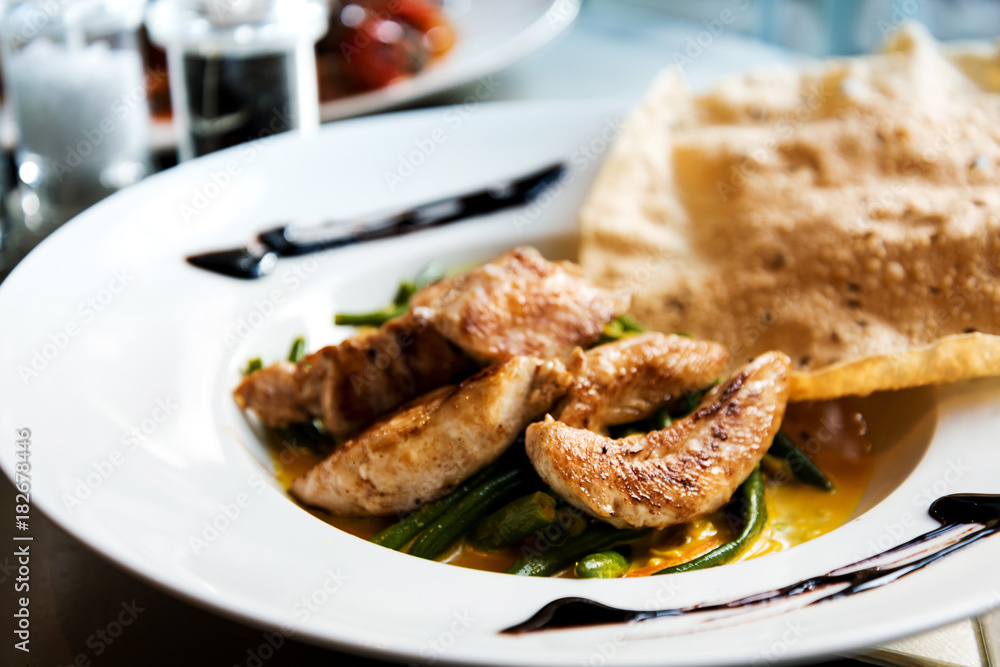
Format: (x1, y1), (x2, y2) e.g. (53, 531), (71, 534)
(556, 333), (728, 433)
(235, 247), (629, 437)
(233, 311), (476, 435)
(526, 351), (791, 529)
(291, 356), (573, 516)
(410, 246), (630, 364)
(231, 361), (312, 427)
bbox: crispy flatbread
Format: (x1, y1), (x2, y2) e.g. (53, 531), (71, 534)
(580, 24), (1000, 401)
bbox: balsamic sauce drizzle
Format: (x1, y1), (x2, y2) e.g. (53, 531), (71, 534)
(502, 494), (1000, 634)
(185, 162), (567, 280)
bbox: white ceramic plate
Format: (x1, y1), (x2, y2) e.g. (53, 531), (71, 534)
(1, 101), (999, 666)
(318, 0), (580, 122)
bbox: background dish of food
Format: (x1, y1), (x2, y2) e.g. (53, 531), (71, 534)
(129, 0), (578, 147)
(1, 101), (999, 666)
(317, 0), (580, 121)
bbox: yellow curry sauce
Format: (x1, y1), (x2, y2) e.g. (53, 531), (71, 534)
(271, 398), (873, 577)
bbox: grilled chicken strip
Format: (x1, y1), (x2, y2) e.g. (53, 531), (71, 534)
(556, 333), (728, 433)
(231, 361), (313, 427)
(233, 311), (476, 435)
(292, 356), (573, 516)
(235, 247), (628, 436)
(411, 247), (630, 364)
(526, 351), (791, 529)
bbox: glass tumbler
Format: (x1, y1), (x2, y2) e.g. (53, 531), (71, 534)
(0, 0), (152, 233)
(146, 0), (328, 161)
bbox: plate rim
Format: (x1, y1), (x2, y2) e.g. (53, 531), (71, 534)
(1, 99), (1000, 666)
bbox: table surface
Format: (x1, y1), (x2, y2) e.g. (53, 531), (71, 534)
(0, 1), (970, 665)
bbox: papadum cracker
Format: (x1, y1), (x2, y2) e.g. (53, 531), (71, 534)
(580, 24), (1000, 400)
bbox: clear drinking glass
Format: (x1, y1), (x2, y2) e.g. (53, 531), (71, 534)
(0, 0), (152, 234)
(146, 0), (328, 161)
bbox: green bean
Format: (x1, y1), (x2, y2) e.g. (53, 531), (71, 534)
(552, 508), (588, 540)
(679, 391), (702, 416)
(473, 492), (557, 549)
(767, 430), (834, 491)
(506, 523), (649, 577)
(654, 408), (673, 430)
(575, 550), (630, 579)
(654, 466), (766, 575)
(616, 314), (645, 332)
(407, 468), (529, 560)
(334, 302), (407, 327)
(596, 319), (625, 344)
(336, 261), (444, 326)
(677, 386), (709, 417)
(273, 420), (335, 455)
(393, 281), (416, 306)
(597, 315), (644, 344)
(396, 262), (446, 306)
(243, 357), (263, 376)
(370, 467), (496, 550)
(287, 337), (306, 363)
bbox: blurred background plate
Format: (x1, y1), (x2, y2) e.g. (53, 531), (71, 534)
(317, 0), (581, 122)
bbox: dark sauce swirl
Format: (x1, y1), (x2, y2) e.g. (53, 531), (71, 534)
(503, 494), (1000, 634)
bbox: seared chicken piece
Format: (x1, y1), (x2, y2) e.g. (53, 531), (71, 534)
(526, 351), (791, 529)
(556, 333), (728, 433)
(235, 247), (629, 436)
(233, 311), (476, 435)
(231, 360), (312, 427)
(410, 247), (630, 364)
(292, 356), (573, 516)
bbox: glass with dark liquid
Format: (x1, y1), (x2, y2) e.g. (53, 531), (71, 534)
(147, 0), (327, 160)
